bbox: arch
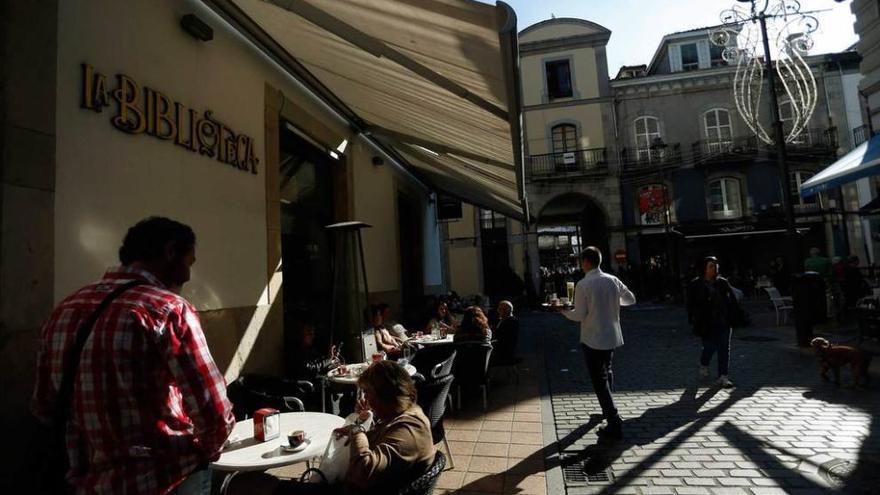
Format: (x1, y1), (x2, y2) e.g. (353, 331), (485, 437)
(536, 192), (611, 270)
(519, 18), (611, 38)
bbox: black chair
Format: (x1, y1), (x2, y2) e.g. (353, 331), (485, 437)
(226, 373), (314, 420)
(416, 373), (456, 469)
(411, 346), (457, 379)
(452, 343), (492, 410)
(398, 450), (446, 495)
(490, 318), (522, 383)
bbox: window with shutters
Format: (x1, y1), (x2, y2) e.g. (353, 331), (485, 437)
(551, 124), (578, 154)
(710, 44), (727, 67)
(680, 43), (699, 71)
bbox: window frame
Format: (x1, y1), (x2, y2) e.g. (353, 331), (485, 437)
(680, 42), (700, 71)
(551, 123), (578, 154)
(545, 59), (573, 100)
(703, 108), (734, 152)
(634, 116), (662, 162)
(789, 170), (818, 206)
(707, 177), (744, 220)
(480, 208), (506, 230)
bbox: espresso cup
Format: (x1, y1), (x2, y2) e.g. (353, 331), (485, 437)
(288, 430), (305, 448)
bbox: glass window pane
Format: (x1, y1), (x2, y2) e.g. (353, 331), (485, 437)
(681, 43), (699, 70)
(546, 60), (573, 99)
(706, 111), (717, 127)
(717, 110), (730, 125)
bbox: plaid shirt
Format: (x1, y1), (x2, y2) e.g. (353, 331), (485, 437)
(32, 266), (235, 494)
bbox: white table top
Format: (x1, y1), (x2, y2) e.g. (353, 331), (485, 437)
(325, 362), (417, 385)
(212, 412), (344, 472)
(408, 335), (454, 346)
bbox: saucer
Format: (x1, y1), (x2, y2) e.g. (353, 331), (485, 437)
(281, 438), (311, 453)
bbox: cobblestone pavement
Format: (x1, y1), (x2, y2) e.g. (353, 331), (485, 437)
(535, 303), (880, 495)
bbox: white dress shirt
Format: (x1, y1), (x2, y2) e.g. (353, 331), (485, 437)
(562, 268), (636, 350)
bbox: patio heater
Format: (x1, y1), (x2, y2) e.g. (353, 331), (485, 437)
(325, 221), (372, 363)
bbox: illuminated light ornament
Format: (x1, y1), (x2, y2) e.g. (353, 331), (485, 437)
(710, 0), (818, 145)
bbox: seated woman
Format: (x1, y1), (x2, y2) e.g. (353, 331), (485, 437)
(235, 361), (435, 495)
(424, 299), (456, 335)
(290, 321), (335, 382)
(378, 302), (409, 340)
(369, 305), (404, 357)
(453, 306), (492, 344)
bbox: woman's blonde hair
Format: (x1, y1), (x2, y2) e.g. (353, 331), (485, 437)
(357, 360), (417, 414)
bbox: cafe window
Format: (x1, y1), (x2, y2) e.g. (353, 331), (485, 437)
(708, 177), (743, 219)
(480, 209), (506, 230)
(703, 108), (733, 151)
(790, 170), (818, 206)
(634, 116), (662, 161)
(545, 59), (573, 100)
(551, 124), (578, 154)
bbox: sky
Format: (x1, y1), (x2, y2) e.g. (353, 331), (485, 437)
(502, 0), (858, 72)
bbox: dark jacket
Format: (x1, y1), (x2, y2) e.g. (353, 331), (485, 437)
(687, 276), (739, 337)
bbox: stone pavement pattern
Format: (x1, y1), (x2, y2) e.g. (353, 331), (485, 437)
(541, 303), (880, 495)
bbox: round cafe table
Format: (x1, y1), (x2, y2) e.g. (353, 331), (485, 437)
(408, 334), (454, 346)
(320, 362), (417, 411)
(212, 411), (344, 493)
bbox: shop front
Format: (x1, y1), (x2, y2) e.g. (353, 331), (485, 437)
(0, 0), (526, 488)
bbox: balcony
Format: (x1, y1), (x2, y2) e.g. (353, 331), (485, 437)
(620, 143), (682, 173)
(853, 124), (872, 147)
(528, 148), (608, 180)
(692, 128), (837, 165)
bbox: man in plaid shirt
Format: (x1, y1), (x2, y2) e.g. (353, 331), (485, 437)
(32, 217), (235, 494)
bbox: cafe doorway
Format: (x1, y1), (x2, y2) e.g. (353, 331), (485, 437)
(278, 122), (336, 374)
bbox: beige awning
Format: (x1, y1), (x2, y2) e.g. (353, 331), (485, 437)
(206, 0), (527, 220)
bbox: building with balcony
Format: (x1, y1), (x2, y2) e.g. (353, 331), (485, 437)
(611, 26), (864, 298)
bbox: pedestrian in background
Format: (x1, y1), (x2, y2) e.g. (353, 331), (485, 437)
(32, 217), (234, 495)
(687, 256), (739, 388)
(557, 247), (636, 441)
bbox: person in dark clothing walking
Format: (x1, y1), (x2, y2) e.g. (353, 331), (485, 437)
(687, 256), (739, 388)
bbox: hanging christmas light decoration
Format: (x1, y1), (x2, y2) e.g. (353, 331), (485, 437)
(710, 0), (818, 145)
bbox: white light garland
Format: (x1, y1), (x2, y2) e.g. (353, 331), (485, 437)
(710, 0), (818, 145)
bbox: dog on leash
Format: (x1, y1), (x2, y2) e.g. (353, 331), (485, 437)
(810, 337), (873, 388)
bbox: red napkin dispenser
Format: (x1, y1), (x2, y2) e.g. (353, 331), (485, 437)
(254, 408), (280, 442)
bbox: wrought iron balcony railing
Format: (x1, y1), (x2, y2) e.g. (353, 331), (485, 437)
(620, 143), (682, 172)
(528, 147), (608, 178)
(691, 128), (837, 165)
(853, 124), (873, 147)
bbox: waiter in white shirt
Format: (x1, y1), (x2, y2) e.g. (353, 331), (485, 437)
(557, 246), (636, 440)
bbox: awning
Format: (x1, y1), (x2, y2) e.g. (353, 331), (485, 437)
(205, 0), (527, 220)
(800, 133), (880, 197)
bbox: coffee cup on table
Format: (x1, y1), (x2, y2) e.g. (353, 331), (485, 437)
(288, 430), (305, 448)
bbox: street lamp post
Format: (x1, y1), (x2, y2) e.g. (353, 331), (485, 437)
(751, 5), (802, 273)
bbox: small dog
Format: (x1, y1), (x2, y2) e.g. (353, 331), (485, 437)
(810, 337), (873, 388)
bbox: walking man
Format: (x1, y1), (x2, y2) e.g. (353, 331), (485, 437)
(687, 256), (739, 388)
(558, 247), (636, 440)
(32, 217), (235, 494)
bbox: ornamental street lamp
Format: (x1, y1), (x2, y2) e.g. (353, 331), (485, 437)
(711, 0), (833, 344)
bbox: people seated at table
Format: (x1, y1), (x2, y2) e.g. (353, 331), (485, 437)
(424, 299), (455, 335)
(453, 305), (492, 344)
(491, 300), (520, 365)
(377, 302), (409, 340)
(290, 320), (335, 382)
(235, 361), (435, 495)
(369, 305), (404, 357)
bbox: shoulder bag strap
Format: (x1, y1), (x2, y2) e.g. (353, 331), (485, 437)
(54, 279), (144, 424)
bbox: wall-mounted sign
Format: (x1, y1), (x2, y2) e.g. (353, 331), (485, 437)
(79, 63), (258, 175)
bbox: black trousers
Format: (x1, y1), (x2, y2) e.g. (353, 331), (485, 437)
(581, 344), (620, 424)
